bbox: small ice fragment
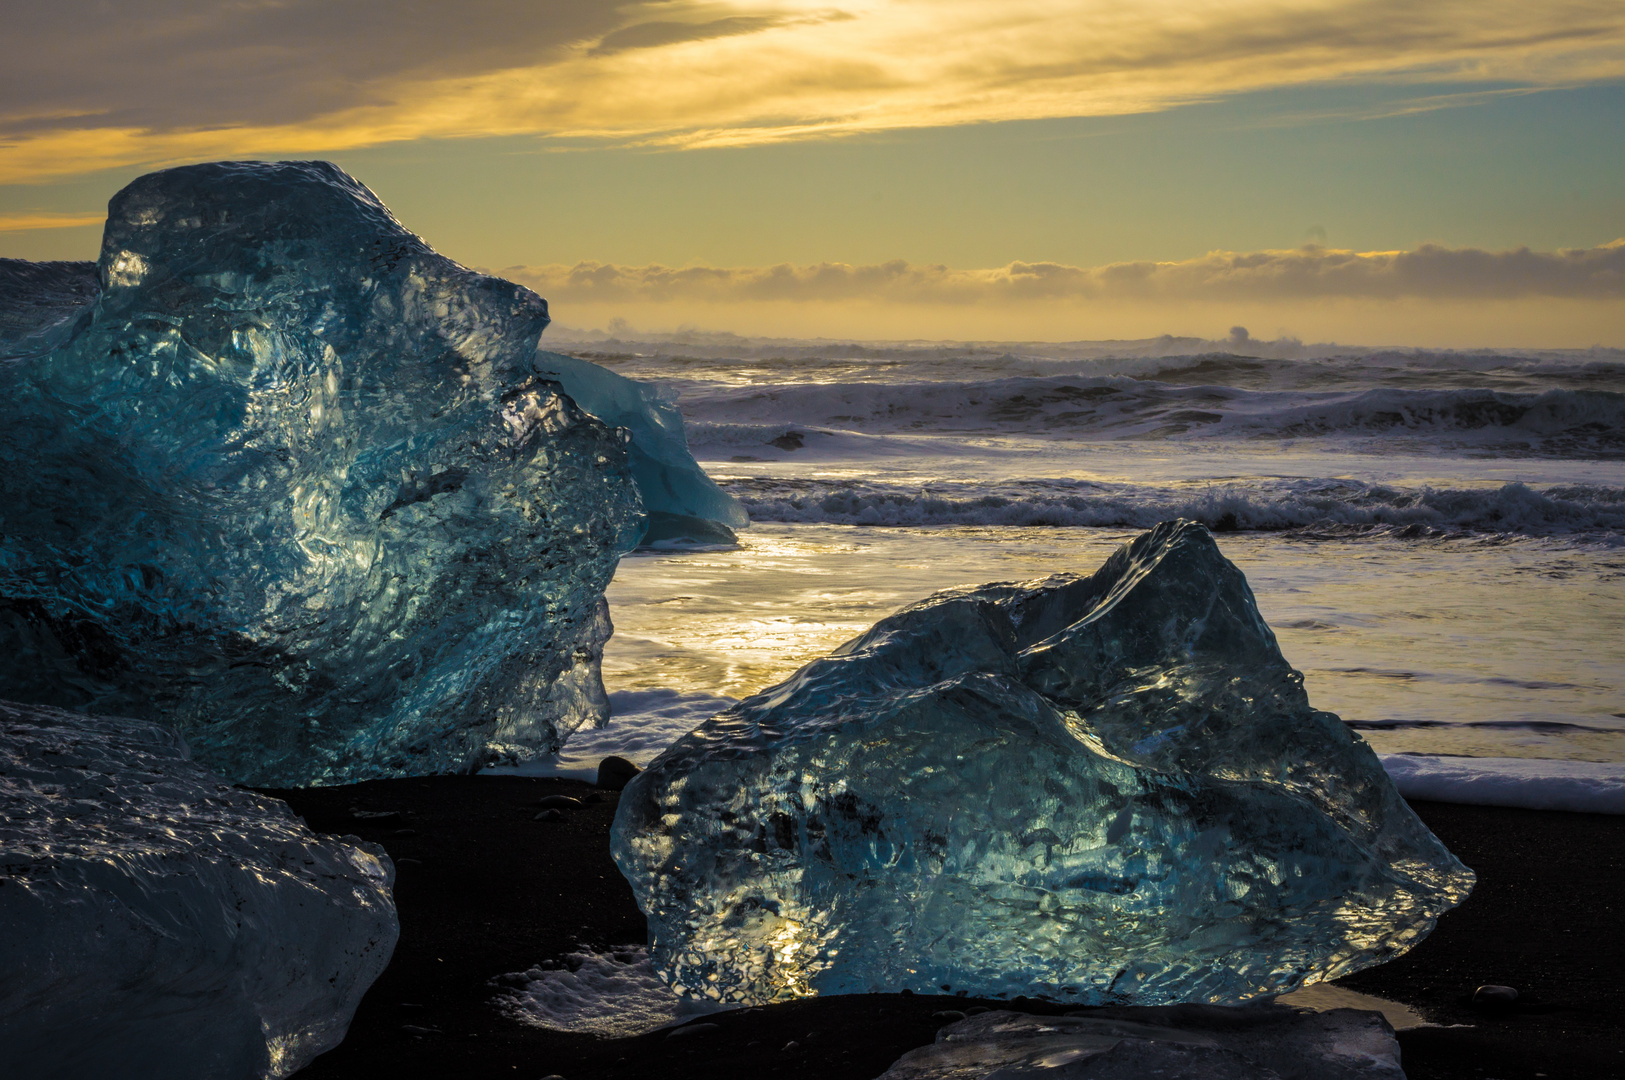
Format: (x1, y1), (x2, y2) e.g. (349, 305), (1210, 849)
(493, 946), (733, 1038)
(877, 1007), (1404, 1080)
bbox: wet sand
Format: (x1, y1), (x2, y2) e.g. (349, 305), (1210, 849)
(269, 777), (1625, 1080)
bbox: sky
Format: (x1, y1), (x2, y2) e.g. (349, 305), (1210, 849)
(1, 0), (1622, 345)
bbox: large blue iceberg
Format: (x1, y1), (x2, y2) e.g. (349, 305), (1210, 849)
(612, 520), (1474, 1006)
(0, 160), (734, 785)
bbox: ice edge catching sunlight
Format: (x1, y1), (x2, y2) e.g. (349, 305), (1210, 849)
(4, 0), (1625, 181)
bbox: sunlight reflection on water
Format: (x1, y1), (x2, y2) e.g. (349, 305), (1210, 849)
(603, 524), (1625, 763)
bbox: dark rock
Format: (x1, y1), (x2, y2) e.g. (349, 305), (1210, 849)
(596, 755), (641, 790)
(1473, 984), (1519, 1005)
(537, 795), (583, 808)
(350, 809), (404, 826)
(666, 1023), (719, 1038)
(534, 809), (566, 822)
(768, 431), (805, 450)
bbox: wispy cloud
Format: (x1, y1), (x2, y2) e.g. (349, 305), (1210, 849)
(589, 16), (788, 56)
(3, 0), (1623, 180)
(0, 211), (107, 233)
(589, 12), (859, 56)
(505, 242), (1625, 305)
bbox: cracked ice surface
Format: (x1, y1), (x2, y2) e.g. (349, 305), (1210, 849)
(0, 161), (644, 784)
(0, 700), (397, 1078)
(612, 519), (1474, 1006)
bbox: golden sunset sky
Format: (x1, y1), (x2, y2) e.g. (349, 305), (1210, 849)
(2, 0), (1622, 344)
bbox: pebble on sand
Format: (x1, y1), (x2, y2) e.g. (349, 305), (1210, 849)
(596, 756), (642, 790)
(666, 1023), (720, 1039)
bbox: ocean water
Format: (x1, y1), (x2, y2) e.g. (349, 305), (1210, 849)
(506, 335), (1625, 786)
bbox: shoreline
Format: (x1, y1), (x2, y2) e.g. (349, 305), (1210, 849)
(273, 778), (1625, 1080)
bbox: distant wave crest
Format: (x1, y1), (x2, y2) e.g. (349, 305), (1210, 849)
(682, 380), (1625, 455)
(726, 477), (1625, 538)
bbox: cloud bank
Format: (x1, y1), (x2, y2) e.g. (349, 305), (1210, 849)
(505, 242), (1625, 307)
(4, 0), (1624, 180)
(0, 212), (106, 233)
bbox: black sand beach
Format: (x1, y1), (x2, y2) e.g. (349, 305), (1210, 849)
(269, 777), (1625, 1080)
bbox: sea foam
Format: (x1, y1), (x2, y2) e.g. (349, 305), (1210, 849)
(1380, 754), (1625, 814)
(725, 476), (1625, 539)
(678, 377), (1624, 455)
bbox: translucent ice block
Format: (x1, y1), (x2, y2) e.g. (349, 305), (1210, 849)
(612, 520), (1474, 1005)
(0, 699), (397, 1078)
(0, 161), (642, 785)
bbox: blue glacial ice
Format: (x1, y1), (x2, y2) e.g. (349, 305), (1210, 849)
(0, 160), (660, 785)
(612, 519), (1475, 1006)
(532, 349), (747, 546)
(0, 699), (398, 1079)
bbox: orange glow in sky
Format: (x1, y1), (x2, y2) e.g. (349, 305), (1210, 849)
(2, 0), (1621, 344)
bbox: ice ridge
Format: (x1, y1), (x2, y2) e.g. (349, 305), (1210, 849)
(612, 519), (1474, 1006)
(0, 161), (645, 785)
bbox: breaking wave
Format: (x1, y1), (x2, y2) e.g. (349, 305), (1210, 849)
(680, 379), (1625, 455)
(725, 478), (1625, 538)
